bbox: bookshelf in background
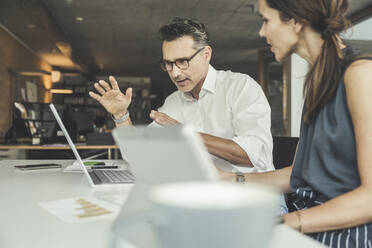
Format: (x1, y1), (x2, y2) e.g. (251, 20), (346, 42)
(63, 84), (90, 105)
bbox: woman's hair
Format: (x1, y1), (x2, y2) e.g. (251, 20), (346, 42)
(266, 0), (350, 122)
(158, 17), (210, 49)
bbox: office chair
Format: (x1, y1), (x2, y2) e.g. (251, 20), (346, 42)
(272, 136), (299, 212)
(272, 136), (299, 170)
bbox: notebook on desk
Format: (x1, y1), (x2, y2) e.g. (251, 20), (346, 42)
(49, 104), (135, 188)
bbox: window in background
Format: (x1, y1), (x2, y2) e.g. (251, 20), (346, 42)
(344, 16), (372, 53)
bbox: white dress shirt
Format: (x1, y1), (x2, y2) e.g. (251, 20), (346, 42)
(149, 65), (274, 173)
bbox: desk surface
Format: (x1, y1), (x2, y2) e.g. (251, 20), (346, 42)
(0, 160), (325, 248)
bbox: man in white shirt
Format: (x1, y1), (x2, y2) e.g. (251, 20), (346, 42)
(89, 17), (274, 173)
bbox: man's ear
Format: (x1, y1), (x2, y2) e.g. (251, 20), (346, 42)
(204, 46), (212, 63)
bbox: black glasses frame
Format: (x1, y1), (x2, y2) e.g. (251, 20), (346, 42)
(160, 47), (205, 71)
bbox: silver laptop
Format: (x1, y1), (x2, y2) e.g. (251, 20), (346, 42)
(49, 104), (135, 188)
(111, 125), (219, 230)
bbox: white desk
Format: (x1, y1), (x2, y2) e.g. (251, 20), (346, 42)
(0, 160), (325, 248)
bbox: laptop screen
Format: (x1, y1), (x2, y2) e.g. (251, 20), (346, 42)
(49, 104), (95, 186)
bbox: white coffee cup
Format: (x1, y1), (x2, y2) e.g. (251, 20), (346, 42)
(114, 182), (279, 248)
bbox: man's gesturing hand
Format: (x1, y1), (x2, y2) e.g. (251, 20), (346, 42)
(149, 110), (181, 126)
(89, 76), (132, 119)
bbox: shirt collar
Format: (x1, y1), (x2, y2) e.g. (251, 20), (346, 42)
(202, 65), (217, 94)
(180, 65), (217, 101)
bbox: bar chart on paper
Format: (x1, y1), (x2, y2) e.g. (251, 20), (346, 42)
(39, 197), (120, 223)
(75, 198), (112, 218)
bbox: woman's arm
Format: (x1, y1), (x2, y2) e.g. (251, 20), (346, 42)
(218, 165), (293, 193)
(283, 59), (372, 233)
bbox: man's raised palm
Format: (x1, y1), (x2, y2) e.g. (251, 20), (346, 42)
(88, 76), (132, 118)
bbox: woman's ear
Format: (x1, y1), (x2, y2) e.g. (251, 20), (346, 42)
(291, 19), (304, 33)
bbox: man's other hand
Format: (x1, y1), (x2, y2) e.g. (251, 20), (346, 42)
(149, 111), (181, 126)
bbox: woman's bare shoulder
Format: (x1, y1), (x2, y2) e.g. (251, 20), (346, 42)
(345, 59), (372, 81)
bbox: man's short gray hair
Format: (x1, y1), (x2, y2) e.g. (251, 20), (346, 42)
(159, 17), (211, 49)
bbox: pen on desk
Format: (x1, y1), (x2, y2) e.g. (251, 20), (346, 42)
(91, 166), (119, 169)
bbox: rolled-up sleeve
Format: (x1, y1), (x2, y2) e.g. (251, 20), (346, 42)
(230, 78), (274, 172)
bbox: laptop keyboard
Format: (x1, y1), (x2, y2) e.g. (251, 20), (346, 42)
(93, 170), (135, 184)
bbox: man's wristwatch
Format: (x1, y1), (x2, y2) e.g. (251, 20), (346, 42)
(235, 171), (245, 183)
(111, 111), (130, 124)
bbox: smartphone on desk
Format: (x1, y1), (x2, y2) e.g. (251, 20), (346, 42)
(14, 163), (62, 171)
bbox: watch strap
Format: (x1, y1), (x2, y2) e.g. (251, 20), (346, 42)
(235, 171), (245, 183)
(111, 111), (130, 124)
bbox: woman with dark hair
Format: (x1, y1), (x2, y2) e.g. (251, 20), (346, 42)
(221, 0), (372, 247)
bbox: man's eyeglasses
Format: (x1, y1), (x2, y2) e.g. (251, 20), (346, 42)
(160, 47), (205, 71)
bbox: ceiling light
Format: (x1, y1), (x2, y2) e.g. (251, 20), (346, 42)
(51, 70), (62, 82)
(50, 89), (73, 94)
(76, 17), (84, 22)
(17, 70), (50, 76)
(27, 24), (36, 29)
